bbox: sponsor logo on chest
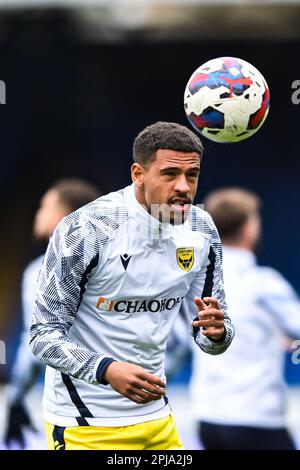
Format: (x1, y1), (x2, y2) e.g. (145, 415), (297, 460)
(96, 296), (184, 313)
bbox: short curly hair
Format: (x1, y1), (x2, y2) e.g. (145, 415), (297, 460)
(133, 121), (203, 166)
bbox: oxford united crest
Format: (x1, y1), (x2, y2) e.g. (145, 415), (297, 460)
(176, 248), (194, 272)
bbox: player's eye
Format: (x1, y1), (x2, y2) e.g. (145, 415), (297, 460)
(162, 170), (177, 177)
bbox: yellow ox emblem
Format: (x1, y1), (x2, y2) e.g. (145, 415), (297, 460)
(176, 248), (194, 272)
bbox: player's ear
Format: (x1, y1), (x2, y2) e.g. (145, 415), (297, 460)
(131, 163), (146, 187)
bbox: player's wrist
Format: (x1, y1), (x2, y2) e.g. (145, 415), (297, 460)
(96, 357), (116, 385)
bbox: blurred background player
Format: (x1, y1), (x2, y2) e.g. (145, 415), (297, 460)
(187, 188), (300, 450)
(4, 178), (101, 449)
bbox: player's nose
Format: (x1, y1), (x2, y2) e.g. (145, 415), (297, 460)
(173, 175), (190, 193)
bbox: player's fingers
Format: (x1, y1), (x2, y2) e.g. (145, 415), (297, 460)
(138, 372), (166, 389)
(194, 297), (208, 311)
(202, 297), (219, 309)
(198, 309), (224, 320)
(125, 388), (161, 404)
(193, 319), (224, 328)
(131, 387), (162, 402)
(202, 327), (224, 338)
(123, 392), (145, 404)
(133, 380), (166, 396)
(198, 318), (224, 326)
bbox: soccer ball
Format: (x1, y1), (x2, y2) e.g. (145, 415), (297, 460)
(184, 57), (270, 143)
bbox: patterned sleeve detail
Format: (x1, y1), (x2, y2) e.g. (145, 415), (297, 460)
(30, 196), (128, 384)
(190, 208), (235, 355)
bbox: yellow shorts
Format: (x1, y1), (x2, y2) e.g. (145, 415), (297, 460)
(45, 414), (184, 450)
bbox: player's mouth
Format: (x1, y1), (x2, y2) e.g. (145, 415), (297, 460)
(169, 197), (191, 214)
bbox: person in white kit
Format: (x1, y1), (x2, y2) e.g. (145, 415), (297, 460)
(5, 179), (100, 448)
(189, 187), (300, 450)
(30, 122), (234, 450)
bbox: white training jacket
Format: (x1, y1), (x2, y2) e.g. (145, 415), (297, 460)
(190, 246), (300, 428)
(30, 184), (234, 427)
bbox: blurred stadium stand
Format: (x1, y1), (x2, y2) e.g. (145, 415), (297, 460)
(1, 1), (300, 41)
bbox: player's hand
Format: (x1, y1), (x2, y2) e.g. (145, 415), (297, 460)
(103, 362), (166, 404)
(193, 296), (225, 341)
(4, 402), (37, 449)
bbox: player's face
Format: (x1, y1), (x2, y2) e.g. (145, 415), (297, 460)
(133, 149), (201, 224)
(33, 189), (68, 240)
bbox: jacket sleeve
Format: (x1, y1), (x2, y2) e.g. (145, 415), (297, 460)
(29, 211), (114, 385)
(180, 212), (235, 355)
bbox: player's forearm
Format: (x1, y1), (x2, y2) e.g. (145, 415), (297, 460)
(194, 318), (235, 355)
(30, 324), (114, 385)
